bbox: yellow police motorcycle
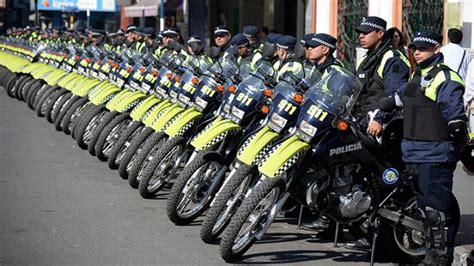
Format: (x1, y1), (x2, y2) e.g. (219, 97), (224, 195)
(164, 61), (277, 225)
(199, 66), (321, 243)
(137, 58), (242, 198)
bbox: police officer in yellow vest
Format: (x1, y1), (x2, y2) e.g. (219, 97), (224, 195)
(124, 25), (137, 49)
(305, 33), (344, 76)
(186, 36), (213, 66)
(243, 25), (263, 57)
(133, 27), (147, 53)
(213, 25), (233, 61)
(230, 33), (251, 66)
(273, 35), (303, 81)
(368, 30), (468, 265)
(260, 32), (282, 65)
(353, 16), (410, 125)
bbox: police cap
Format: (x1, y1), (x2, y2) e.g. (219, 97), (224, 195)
(162, 27), (179, 37)
(266, 32), (282, 45)
(243, 25), (259, 38)
(126, 25), (137, 33)
(355, 16), (387, 33)
(276, 35), (297, 50)
(90, 29), (105, 37)
(143, 27), (156, 38)
(231, 33), (249, 47)
(187, 36), (202, 44)
(301, 33), (315, 45)
(214, 25), (230, 37)
(409, 30), (442, 49)
(306, 33), (337, 50)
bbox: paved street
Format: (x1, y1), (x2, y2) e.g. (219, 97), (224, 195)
(0, 88), (473, 265)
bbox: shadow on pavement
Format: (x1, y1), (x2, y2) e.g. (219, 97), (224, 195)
(239, 249), (369, 264)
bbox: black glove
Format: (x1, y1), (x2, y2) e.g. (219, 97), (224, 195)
(448, 120), (469, 149)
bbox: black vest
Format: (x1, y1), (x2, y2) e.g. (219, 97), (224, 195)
(354, 44), (392, 115)
(403, 65), (450, 141)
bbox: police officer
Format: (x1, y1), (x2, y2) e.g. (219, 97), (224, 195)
(89, 29), (105, 47)
(186, 36), (213, 67)
(161, 27), (181, 48)
(305, 33), (344, 75)
(260, 32), (282, 64)
(124, 25), (137, 48)
(243, 25), (263, 54)
(230, 33), (251, 66)
(368, 30), (468, 265)
(213, 25), (232, 60)
(133, 27), (147, 53)
(143, 27), (157, 53)
(274, 35), (303, 81)
(153, 31), (165, 58)
(354, 16), (410, 125)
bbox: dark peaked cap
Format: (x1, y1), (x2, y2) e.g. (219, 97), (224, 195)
(408, 30), (442, 49)
(355, 16), (387, 33)
(276, 35), (297, 49)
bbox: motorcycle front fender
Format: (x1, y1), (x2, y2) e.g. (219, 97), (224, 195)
(258, 135), (310, 178)
(150, 103), (184, 132)
(164, 108), (202, 138)
(130, 95), (161, 121)
(190, 117), (241, 150)
(73, 79), (102, 97)
(112, 91), (147, 112)
(237, 126), (279, 166)
(142, 99), (172, 126)
(89, 85), (121, 106)
(104, 90), (132, 110)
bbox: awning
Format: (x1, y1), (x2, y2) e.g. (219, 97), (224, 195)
(124, 0), (160, 17)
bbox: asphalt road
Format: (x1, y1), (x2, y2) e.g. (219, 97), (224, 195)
(1, 88), (473, 265)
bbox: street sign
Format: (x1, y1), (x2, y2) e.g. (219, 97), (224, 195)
(38, 0), (117, 12)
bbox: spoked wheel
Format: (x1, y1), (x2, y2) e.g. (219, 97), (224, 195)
(64, 100), (89, 136)
(127, 132), (166, 188)
(75, 107), (107, 149)
(87, 111), (117, 157)
(95, 114), (132, 161)
(107, 121), (142, 170)
(166, 152), (227, 225)
(35, 86), (58, 117)
(138, 136), (187, 198)
(200, 165), (255, 243)
(219, 177), (284, 262)
(117, 126), (154, 179)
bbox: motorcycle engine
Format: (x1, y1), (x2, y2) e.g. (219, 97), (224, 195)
(314, 164), (372, 219)
(337, 185), (371, 218)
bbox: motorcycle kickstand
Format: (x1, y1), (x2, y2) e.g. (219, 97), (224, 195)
(370, 218), (379, 266)
(297, 204), (304, 228)
(334, 222), (340, 247)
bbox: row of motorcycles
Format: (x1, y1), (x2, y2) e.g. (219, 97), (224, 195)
(0, 37), (449, 264)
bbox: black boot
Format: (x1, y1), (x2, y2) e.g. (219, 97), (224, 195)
(345, 237), (372, 251)
(301, 216), (330, 231)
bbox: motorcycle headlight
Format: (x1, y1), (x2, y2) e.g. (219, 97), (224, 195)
(169, 90), (178, 100)
(194, 96), (208, 112)
(99, 72), (107, 80)
(117, 78), (125, 88)
(223, 104), (231, 114)
(267, 112), (287, 133)
(130, 81), (140, 91)
(231, 106), (245, 121)
(297, 120), (317, 143)
(142, 83), (151, 93)
(155, 87), (167, 98)
(178, 94), (191, 108)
